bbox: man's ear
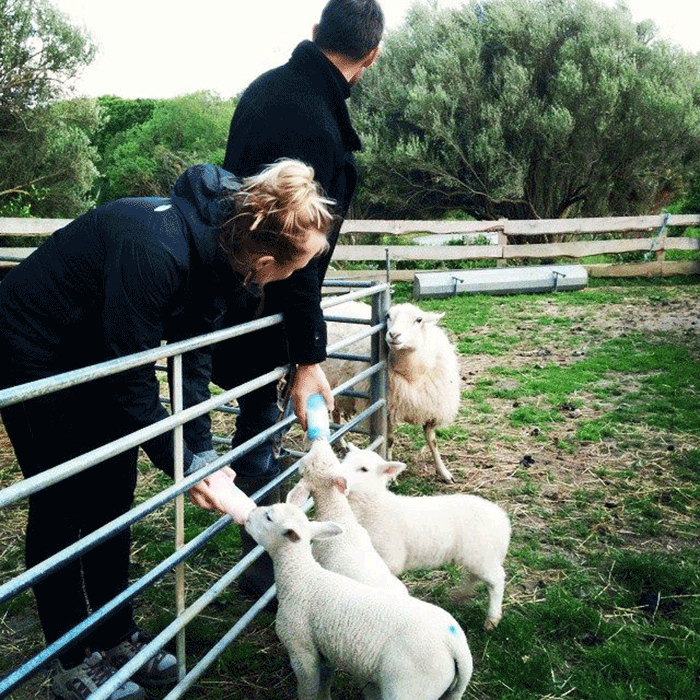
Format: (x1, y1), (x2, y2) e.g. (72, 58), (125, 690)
(362, 45), (380, 69)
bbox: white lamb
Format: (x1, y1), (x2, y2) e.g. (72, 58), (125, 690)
(286, 439), (408, 596)
(245, 501), (473, 700)
(339, 446), (511, 630)
(324, 301), (461, 483)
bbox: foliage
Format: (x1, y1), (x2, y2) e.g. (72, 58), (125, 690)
(0, 97), (102, 217)
(350, 0), (700, 221)
(93, 95), (158, 158)
(0, 0), (98, 216)
(97, 92), (236, 203)
(0, 0), (96, 108)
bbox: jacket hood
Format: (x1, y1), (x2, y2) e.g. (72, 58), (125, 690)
(170, 164), (241, 265)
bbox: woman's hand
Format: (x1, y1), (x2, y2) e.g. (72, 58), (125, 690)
(291, 363), (334, 430)
(188, 466), (256, 523)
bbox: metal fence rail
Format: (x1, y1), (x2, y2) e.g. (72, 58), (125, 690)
(0, 281), (390, 699)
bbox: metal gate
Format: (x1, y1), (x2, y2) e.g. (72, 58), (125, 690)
(0, 281), (389, 699)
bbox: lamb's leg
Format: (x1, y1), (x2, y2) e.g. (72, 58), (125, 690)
(482, 564), (506, 631)
(424, 421), (454, 483)
(361, 682), (381, 700)
(387, 416), (395, 460)
(289, 650), (327, 700)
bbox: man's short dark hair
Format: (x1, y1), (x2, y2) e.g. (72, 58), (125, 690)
(314, 0), (384, 61)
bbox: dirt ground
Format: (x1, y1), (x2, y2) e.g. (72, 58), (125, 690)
(389, 284), (699, 553)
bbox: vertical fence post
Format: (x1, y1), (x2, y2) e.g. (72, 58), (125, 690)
(369, 284), (390, 457)
(170, 352), (187, 681)
(497, 218), (508, 268)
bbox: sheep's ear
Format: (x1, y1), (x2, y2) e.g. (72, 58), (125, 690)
(309, 521), (343, 541)
(283, 528), (301, 543)
(382, 461), (407, 480)
(331, 475), (348, 495)
(425, 311), (445, 324)
(286, 481), (310, 507)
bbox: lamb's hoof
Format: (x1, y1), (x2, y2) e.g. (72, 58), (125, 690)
(439, 472), (455, 484)
(483, 616), (501, 631)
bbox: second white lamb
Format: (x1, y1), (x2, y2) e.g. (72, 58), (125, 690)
(340, 445), (511, 630)
(286, 438), (407, 595)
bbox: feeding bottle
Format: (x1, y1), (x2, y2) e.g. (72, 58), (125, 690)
(306, 393), (330, 441)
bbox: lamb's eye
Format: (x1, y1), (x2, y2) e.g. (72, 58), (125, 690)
(415, 317), (422, 324)
(265, 512), (273, 522)
(359, 467), (369, 473)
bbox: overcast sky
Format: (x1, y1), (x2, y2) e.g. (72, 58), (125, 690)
(51, 0), (700, 100)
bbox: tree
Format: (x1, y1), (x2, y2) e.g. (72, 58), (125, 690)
(98, 92), (237, 203)
(350, 0), (700, 220)
(0, 0), (95, 108)
(0, 98), (101, 217)
(0, 0), (98, 216)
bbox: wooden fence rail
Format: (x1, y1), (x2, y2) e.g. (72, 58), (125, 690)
(2, 214), (700, 280)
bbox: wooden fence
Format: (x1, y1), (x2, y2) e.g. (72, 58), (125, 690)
(2, 214), (700, 280)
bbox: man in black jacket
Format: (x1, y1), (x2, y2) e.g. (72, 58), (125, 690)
(211, 0), (383, 594)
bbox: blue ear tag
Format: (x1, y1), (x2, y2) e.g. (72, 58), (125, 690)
(306, 393), (330, 440)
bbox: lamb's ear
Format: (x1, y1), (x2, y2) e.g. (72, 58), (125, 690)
(346, 443), (360, 453)
(286, 481), (310, 507)
(283, 528), (301, 543)
(331, 475), (348, 495)
(425, 311), (445, 324)
(382, 461), (407, 480)
(309, 520), (344, 541)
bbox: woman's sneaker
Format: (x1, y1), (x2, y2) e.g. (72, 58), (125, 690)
(51, 651), (145, 700)
(104, 630), (177, 687)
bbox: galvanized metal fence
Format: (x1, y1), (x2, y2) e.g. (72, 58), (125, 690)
(0, 280), (390, 699)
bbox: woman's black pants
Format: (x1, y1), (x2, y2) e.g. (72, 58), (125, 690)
(1, 381), (139, 668)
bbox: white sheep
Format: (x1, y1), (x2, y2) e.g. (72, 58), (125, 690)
(286, 439), (408, 596)
(244, 501), (473, 700)
(339, 446), (511, 630)
(323, 300), (461, 483)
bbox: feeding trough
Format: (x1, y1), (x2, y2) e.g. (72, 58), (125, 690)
(413, 264), (588, 299)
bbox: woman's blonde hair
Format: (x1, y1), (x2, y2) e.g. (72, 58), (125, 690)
(220, 159), (335, 278)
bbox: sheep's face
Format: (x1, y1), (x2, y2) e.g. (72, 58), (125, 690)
(339, 446), (407, 494)
(245, 503), (310, 553)
(245, 503), (343, 554)
(289, 440), (349, 505)
(385, 303), (444, 352)
(298, 439), (342, 483)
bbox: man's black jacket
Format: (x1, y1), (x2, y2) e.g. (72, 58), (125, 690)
(218, 40), (362, 384)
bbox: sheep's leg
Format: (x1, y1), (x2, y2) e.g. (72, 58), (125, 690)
(482, 564), (506, 630)
(361, 682), (381, 700)
(318, 657), (335, 700)
(386, 417), (395, 460)
(289, 650), (327, 700)
(423, 421), (454, 483)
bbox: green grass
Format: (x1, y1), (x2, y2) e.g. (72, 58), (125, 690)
(1, 276), (699, 699)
